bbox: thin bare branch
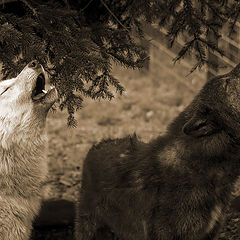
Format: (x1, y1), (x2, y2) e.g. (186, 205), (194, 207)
(100, 0), (130, 32)
(80, 0), (95, 12)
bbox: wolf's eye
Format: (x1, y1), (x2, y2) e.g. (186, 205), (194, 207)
(0, 87), (10, 95)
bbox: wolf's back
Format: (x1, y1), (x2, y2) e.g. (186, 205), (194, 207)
(80, 135), (144, 208)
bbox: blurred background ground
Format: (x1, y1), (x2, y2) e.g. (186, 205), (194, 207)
(32, 47), (240, 239)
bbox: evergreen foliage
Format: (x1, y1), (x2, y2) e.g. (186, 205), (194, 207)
(0, 0), (239, 125)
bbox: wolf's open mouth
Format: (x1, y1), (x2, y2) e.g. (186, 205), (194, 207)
(32, 73), (47, 101)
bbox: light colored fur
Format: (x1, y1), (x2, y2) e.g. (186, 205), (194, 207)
(158, 140), (182, 167)
(206, 205), (222, 234)
(0, 63), (57, 239)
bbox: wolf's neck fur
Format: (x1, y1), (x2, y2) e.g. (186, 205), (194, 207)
(0, 106), (46, 148)
(0, 109), (48, 199)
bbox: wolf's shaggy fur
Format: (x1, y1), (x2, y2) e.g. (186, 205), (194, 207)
(76, 64), (240, 240)
(0, 61), (57, 240)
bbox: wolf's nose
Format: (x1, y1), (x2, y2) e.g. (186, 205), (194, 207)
(28, 60), (40, 69)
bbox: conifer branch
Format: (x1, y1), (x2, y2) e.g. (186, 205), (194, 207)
(201, 0), (226, 22)
(0, 0), (239, 125)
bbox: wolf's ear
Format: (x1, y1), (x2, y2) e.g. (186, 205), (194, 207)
(182, 109), (219, 137)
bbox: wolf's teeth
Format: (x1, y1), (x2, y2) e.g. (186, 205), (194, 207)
(42, 90), (47, 94)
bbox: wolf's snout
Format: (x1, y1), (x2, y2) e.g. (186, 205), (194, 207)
(28, 60), (40, 69)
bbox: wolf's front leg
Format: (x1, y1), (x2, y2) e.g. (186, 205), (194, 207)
(0, 196), (41, 240)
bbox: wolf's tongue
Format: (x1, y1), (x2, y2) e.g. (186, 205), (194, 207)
(32, 92), (46, 101)
(32, 88), (57, 103)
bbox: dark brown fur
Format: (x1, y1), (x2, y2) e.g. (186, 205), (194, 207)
(76, 64), (240, 240)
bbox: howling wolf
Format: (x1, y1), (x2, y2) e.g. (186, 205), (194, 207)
(76, 64), (240, 240)
(0, 60), (57, 240)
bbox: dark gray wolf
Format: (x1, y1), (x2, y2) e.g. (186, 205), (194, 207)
(76, 64), (240, 240)
(0, 60), (57, 240)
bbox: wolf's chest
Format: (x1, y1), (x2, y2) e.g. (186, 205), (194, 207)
(0, 141), (48, 192)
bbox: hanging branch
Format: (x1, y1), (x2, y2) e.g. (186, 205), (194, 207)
(0, 0), (239, 125)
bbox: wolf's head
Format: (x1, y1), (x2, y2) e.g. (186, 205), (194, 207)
(0, 60), (58, 149)
(181, 64), (240, 140)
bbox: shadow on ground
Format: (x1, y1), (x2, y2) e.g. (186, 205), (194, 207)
(32, 200), (75, 240)
(31, 198), (240, 240)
